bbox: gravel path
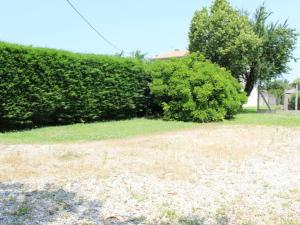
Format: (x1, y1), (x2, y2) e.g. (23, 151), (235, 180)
(1, 125), (300, 225)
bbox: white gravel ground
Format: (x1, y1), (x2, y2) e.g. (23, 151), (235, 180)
(0, 125), (300, 225)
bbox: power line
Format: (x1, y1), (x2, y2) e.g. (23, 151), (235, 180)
(65, 0), (122, 52)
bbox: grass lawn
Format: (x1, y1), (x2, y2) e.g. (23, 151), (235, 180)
(227, 109), (300, 127)
(0, 119), (198, 144)
(1, 110), (300, 144)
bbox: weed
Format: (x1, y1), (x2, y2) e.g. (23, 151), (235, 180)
(159, 205), (181, 222)
(128, 216), (147, 223)
(215, 207), (229, 225)
(179, 217), (205, 225)
(13, 205), (31, 217)
(103, 150), (108, 165)
(281, 219), (300, 225)
(241, 222), (254, 225)
(58, 151), (81, 161)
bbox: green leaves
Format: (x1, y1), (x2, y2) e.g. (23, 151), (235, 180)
(189, 0), (261, 79)
(0, 41), (249, 128)
(0, 42), (151, 129)
(149, 55), (246, 122)
(189, 0), (298, 96)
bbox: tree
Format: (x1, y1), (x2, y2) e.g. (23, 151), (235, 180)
(264, 79), (289, 104)
(248, 5), (298, 96)
(189, 0), (261, 94)
(189, 0), (298, 96)
(130, 50), (147, 60)
(292, 78), (300, 87)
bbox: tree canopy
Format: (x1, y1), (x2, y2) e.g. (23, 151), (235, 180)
(292, 78), (300, 87)
(189, 0), (298, 96)
(130, 50), (147, 60)
(264, 79), (289, 104)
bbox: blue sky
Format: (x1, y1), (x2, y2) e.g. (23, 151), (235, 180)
(0, 0), (299, 81)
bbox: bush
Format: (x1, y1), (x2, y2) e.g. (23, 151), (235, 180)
(0, 42), (151, 129)
(148, 54), (247, 122)
(0, 42), (247, 129)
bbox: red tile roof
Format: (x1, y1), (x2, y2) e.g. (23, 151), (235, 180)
(152, 50), (189, 60)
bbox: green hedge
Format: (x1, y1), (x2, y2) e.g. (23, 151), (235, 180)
(0, 42), (246, 129)
(0, 42), (151, 129)
(148, 54), (247, 122)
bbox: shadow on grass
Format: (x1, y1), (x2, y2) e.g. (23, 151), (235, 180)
(0, 116), (164, 134)
(0, 116), (147, 133)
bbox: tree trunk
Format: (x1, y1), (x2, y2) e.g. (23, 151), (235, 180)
(244, 70), (257, 97)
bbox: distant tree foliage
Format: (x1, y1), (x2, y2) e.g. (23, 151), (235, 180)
(249, 5), (298, 95)
(265, 79), (289, 104)
(292, 78), (300, 87)
(189, 0), (298, 96)
(130, 50), (147, 60)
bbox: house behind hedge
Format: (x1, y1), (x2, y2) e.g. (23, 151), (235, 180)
(152, 50), (189, 60)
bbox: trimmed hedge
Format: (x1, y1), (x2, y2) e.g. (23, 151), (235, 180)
(148, 54), (247, 122)
(0, 42), (247, 129)
(0, 42), (151, 129)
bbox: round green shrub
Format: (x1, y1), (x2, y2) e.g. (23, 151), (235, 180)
(148, 54), (247, 122)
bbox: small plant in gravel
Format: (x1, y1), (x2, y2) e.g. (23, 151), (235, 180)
(289, 188), (300, 194)
(161, 207), (180, 221)
(102, 150), (108, 165)
(131, 191), (147, 202)
(158, 205), (182, 224)
(128, 216), (147, 224)
(241, 222), (254, 225)
(13, 205), (31, 217)
(158, 206), (205, 225)
(179, 216), (205, 225)
(12, 222), (23, 225)
(8, 195), (17, 202)
(215, 207), (230, 225)
(58, 151), (82, 161)
(281, 219), (300, 225)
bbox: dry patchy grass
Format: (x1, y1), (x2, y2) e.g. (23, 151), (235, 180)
(1, 125), (300, 224)
(1, 125), (299, 183)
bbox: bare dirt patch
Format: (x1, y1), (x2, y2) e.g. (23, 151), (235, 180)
(1, 125), (300, 225)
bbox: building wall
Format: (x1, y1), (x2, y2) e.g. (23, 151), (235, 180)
(244, 84), (277, 108)
(244, 85), (258, 107)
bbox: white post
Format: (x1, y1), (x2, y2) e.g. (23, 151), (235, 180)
(257, 82), (260, 112)
(284, 90), (289, 111)
(296, 84), (299, 111)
